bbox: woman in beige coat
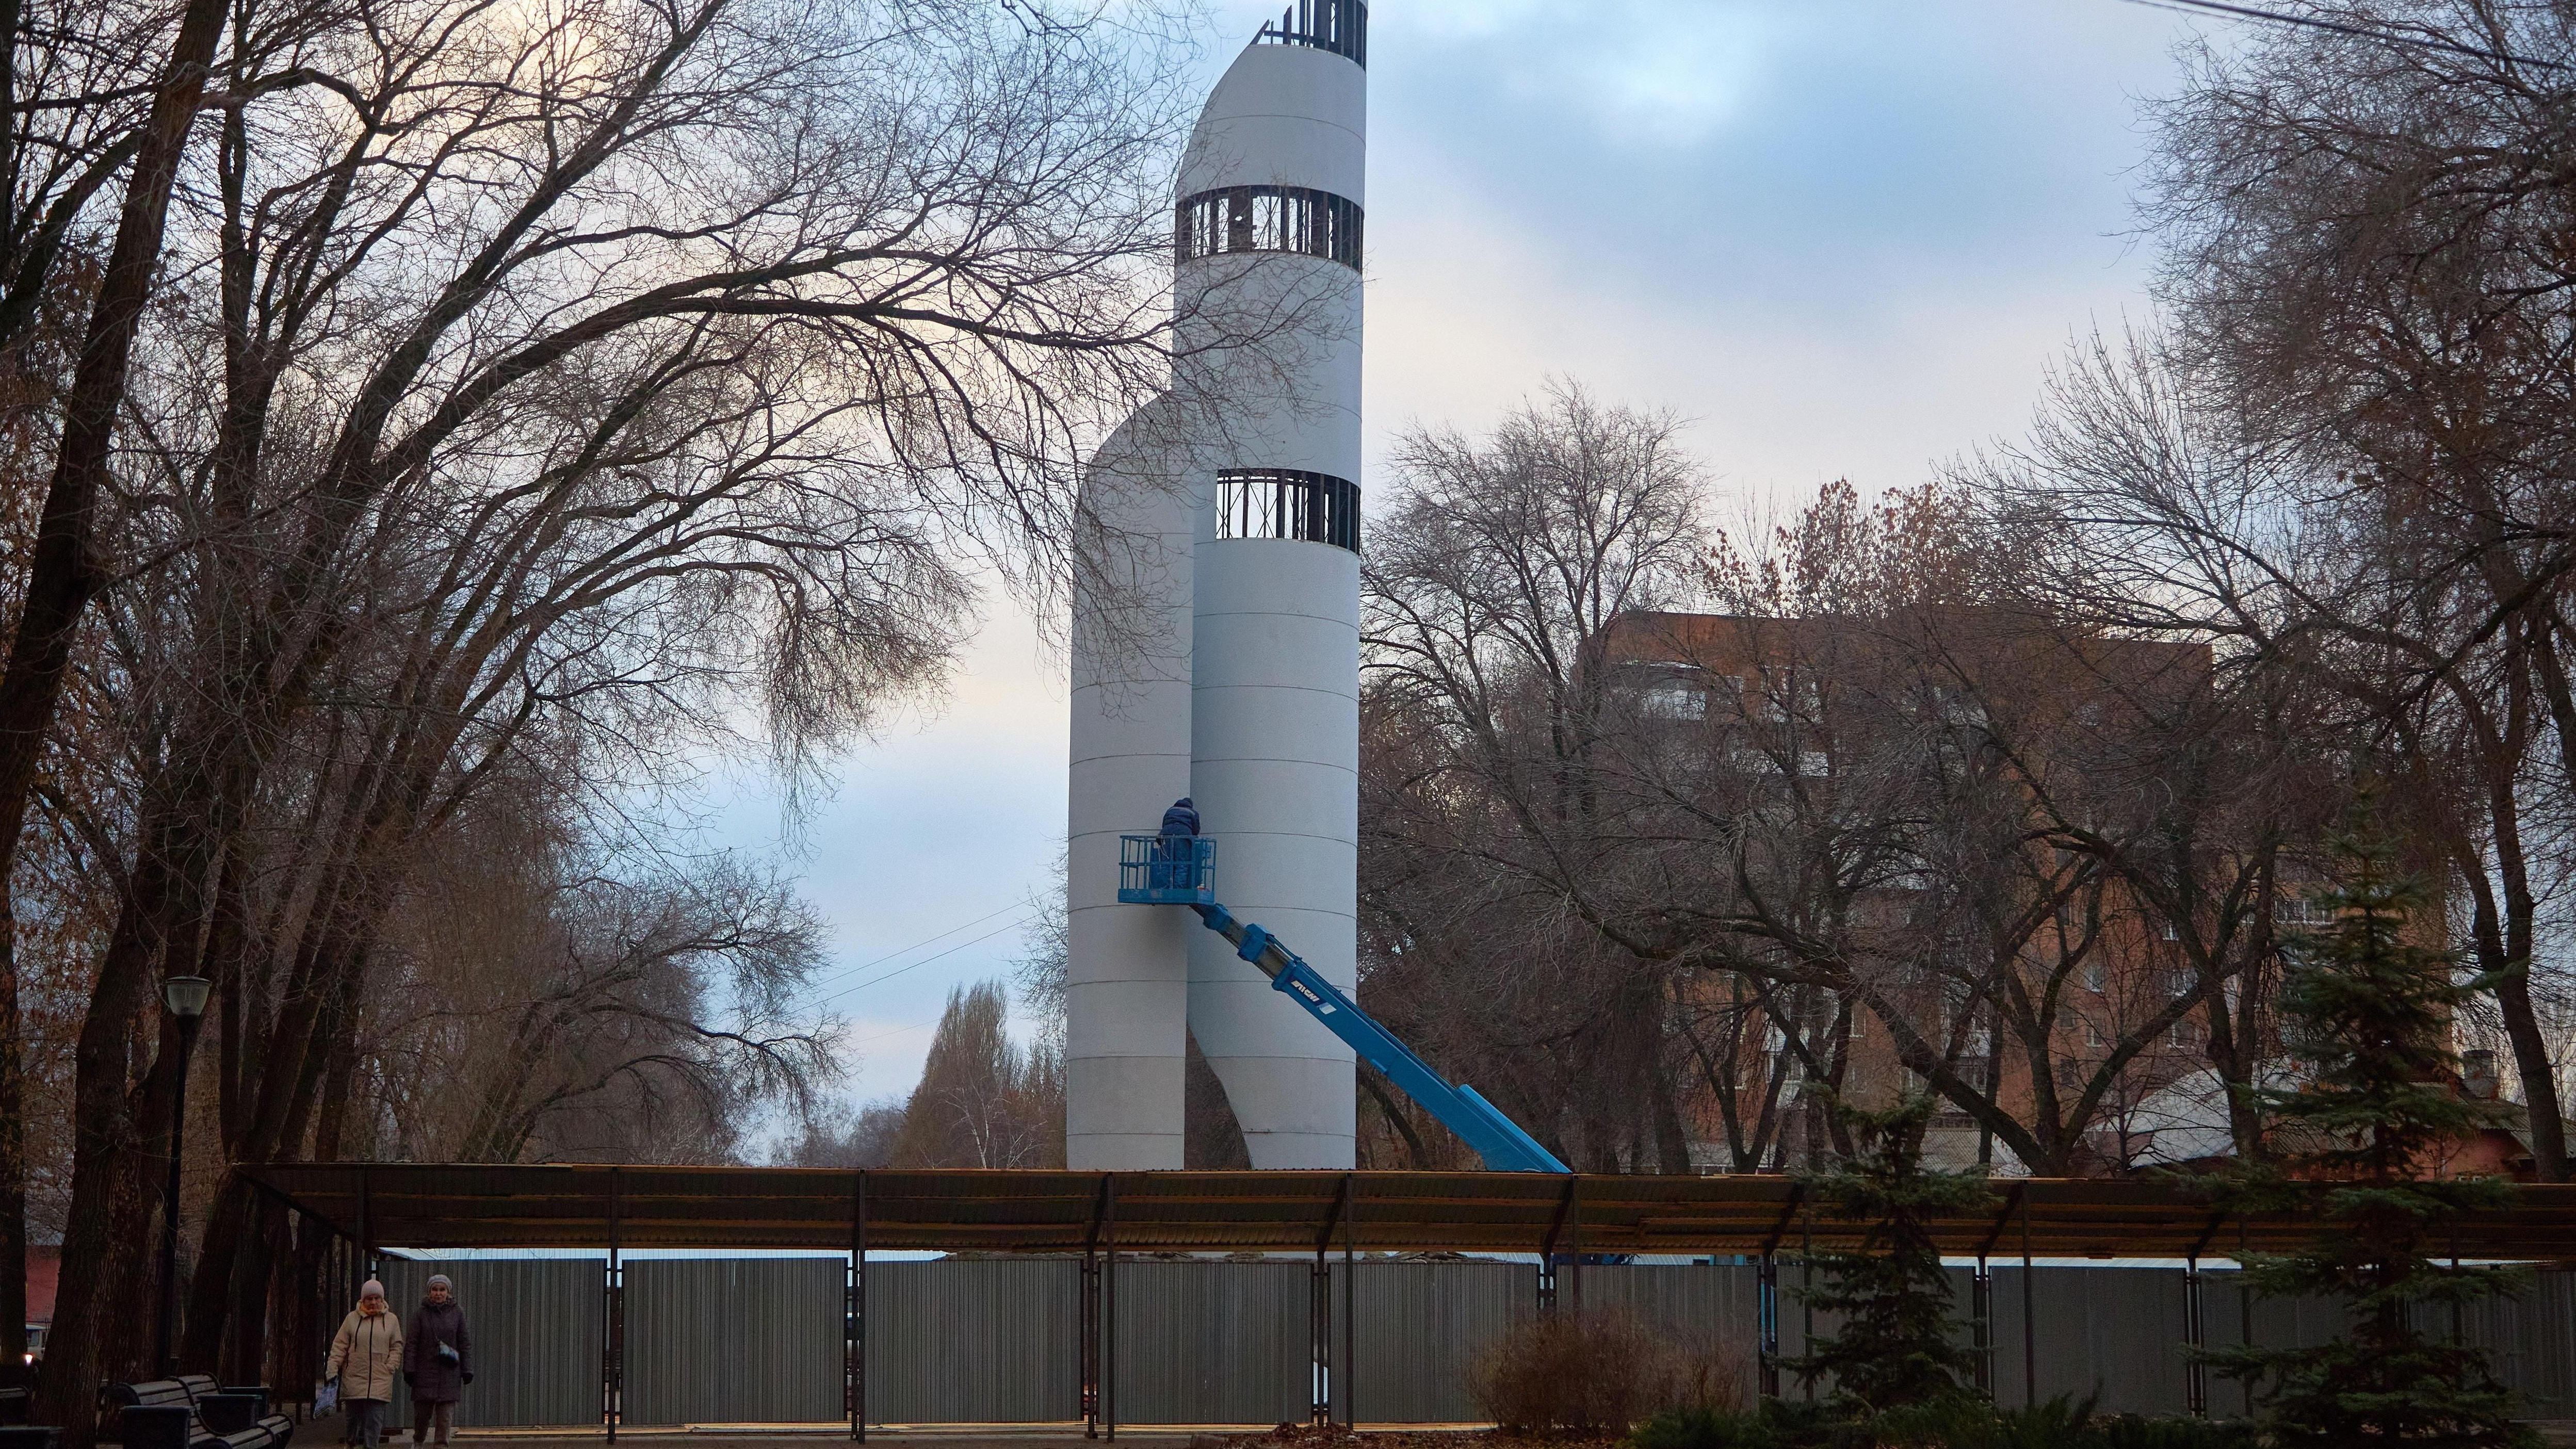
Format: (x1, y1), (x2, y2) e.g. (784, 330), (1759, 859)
(328, 1280), (405, 1448)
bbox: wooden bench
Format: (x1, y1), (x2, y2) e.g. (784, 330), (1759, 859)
(105, 1379), (288, 1449)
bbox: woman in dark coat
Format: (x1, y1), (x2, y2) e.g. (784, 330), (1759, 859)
(402, 1275), (473, 1445)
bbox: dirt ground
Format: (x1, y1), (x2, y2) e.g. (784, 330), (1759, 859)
(273, 1424), (1607, 1449)
(269, 1415), (2576, 1448)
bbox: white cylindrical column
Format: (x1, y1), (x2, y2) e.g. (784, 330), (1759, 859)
(1064, 399), (1194, 1169)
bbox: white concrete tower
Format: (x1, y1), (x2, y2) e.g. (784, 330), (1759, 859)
(1180, 3), (1366, 1169)
(1065, 1), (1365, 1171)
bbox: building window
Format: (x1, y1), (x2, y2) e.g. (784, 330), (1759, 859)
(1641, 682), (1705, 720)
(1215, 469), (1360, 552)
(2276, 894), (2336, 929)
(1178, 186), (1364, 270)
(2082, 959), (2107, 992)
(1255, 0), (1367, 66)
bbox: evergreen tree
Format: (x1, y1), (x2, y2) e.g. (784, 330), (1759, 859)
(1787, 1093), (1993, 1421)
(2202, 806), (2534, 1447)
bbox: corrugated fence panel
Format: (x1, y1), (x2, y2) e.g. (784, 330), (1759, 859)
(1577, 1264), (1763, 1408)
(1345, 1259), (1532, 1423)
(357, 1258), (2576, 1428)
(625, 1258), (843, 1425)
(1982, 1267), (2193, 1415)
(2466, 1268), (2576, 1418)
(866, 1258), (1081, 1424)
(1113, 1260), (1308, 1425)
(377, 1258), (604, 1428)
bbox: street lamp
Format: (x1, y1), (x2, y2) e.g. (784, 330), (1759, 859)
(155, 975), (212, 1376)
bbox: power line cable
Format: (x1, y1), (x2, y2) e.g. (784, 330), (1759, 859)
(797, 898), (1030, 1001)
(812, 912), (1036, 1009)
(2115, 0), (2570, 71)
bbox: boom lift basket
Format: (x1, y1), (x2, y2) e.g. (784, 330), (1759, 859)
(1117, 834), (1216, 905)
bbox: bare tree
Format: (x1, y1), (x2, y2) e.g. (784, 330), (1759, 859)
(1359, 382), (1710, 1170)
(2133, 1), (2576, 1176)
(0, 0), (1213, 1419)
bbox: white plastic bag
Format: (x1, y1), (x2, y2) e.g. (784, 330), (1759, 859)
(315, 1379), (339, 1415)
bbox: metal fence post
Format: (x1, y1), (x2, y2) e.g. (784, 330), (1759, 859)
(605, 1168), (623, 1444)
(1972, 1257), (1992, 1398)
(1802, 1210), (1816, 1404)
(849, 1170), (867, 1442)
(1756, 1255), (1779, 1399)
(2184, 1256), (2206, 1418)
(2238, 1219), (2254, 1418)
(1567, 1176), (1583, 1318)
(1103, 1174), (1117, 1443)
(1310, 1245), (1330, 1427)
(2020, 1191), (2035, 1410)
(1341, 1174), (1357, 1428)
(1080, 1253), (1098, 1436)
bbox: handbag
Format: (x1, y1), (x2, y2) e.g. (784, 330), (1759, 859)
(315, 1379), (339, 1415)
(435, 1341), (460, 1367)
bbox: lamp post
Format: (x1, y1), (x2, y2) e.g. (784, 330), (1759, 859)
(156, 974), (212, 1376)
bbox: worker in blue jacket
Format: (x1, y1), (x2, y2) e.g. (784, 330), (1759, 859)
(1156, 797), (1199, 889)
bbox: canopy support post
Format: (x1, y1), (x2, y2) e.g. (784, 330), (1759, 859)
(849, 1170), (867, 1442)
(605, 1168), (623, 1445)
(2020, 1190), (2035, 1409)
(1341, 1174), (1356, 1428)
(1102, 1175), (1118, 1443)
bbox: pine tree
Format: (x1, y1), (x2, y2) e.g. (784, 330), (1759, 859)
(2202, 806), (2535, 1447)
(1786, 1092), (1992, 1421)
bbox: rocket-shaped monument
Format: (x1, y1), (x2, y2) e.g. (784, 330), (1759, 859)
(1066, 2), (1366, 1170)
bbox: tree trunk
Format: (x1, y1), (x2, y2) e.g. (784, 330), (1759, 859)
(2493, 968), (2565, 1180)
(4, 0), (234, 1422)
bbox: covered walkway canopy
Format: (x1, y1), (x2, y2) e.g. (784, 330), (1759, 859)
(238, 1164), (2576, 1262)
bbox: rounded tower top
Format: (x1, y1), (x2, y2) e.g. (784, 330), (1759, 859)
(1177, 1), (1367, 204)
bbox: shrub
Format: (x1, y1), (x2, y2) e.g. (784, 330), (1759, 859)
(1629, 1406), (1784, 1449)
(2092, 1415), (2258, 1449)
(1469, 1310), (1752, 1433)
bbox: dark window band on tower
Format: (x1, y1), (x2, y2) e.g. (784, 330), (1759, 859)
(1256, 0), (1366, 66)
(1216, 469), (1360, 553)
(1177, 186), (1363, 270)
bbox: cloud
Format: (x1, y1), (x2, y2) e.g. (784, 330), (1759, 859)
(1385, 0), (1794, 147)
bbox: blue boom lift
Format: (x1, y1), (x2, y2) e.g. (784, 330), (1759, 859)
(1117, 834), (1570, 1173)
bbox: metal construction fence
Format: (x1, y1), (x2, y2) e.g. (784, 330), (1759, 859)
(358, 1255), (2576, 1428)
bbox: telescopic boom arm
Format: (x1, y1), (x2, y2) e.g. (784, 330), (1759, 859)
(1116, 833), (1568, 1174)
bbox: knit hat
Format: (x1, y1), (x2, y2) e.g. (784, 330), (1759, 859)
(360, 1279), (385, 1299)
(427, 1274), (452, 1291)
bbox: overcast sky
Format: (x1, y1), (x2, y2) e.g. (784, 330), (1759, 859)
(715, 0), (2240, 1114)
